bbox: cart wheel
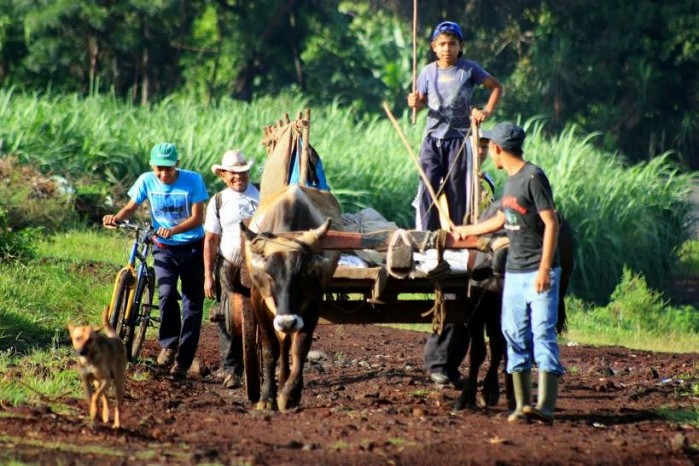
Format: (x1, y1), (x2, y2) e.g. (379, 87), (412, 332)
(242, 298), (260, 403)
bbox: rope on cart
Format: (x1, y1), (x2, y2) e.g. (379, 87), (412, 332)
(386, 228), (414, 278)
(421, 229), (451, 334)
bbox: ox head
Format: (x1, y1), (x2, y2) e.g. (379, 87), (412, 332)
(242, 218), (338, 333)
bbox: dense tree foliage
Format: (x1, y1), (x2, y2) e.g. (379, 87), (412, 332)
(0, 0), (696, 167)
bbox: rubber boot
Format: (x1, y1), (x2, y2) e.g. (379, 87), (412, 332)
(507, 370), (532, 423)
(524, 371), (559, 424)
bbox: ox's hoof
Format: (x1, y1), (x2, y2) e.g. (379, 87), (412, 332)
(256, 400), (275, 411)
(482, 388), (501, 406)
(277, 395), (300, 413)
(452, 396), (478, 412)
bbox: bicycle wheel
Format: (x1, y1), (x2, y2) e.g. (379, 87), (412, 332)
(110, 269), (134, 340)
(129, 267), (155, 362)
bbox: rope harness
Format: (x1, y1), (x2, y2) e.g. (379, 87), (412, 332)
(420, 229), (451, 334)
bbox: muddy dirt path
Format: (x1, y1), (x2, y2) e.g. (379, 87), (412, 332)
(1, 323), (697, 465)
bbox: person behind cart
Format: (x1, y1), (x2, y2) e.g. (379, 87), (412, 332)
(203, 149), (260, 389)
(455, 122), (564, 425)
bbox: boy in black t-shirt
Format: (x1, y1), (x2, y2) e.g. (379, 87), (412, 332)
(455, 122), (564, 425)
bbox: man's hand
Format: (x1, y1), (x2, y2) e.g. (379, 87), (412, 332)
(453, 225), (474, 241)
(204, 276), (216, 299)
(471, 107), (491, 123)
(102, 214), (119, 228)
(156, 227), (173, 239)
(535, 267), (552, 294)
(407, 92), (424, 110)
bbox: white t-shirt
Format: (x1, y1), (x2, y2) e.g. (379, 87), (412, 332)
(204, 185), (260, 263)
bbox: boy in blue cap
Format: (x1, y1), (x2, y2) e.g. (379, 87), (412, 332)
(455, 122), (564, 424)
(103, 143), (209, 379)
(408, 20), (503, 386)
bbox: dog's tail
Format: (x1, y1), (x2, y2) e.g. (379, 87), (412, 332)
(102, 306), (118, 338)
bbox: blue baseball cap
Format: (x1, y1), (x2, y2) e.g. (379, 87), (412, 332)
(432, 21), (463, 42)
(481, 123), (526, 153)
(149, 142), (179, 167)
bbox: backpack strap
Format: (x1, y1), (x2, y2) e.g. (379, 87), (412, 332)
(214, 191), (223, 220)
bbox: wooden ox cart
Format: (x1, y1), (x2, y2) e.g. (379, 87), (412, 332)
(237, 110), (492, 403)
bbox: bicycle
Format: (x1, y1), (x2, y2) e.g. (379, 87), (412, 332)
(107, 220), (159, 362)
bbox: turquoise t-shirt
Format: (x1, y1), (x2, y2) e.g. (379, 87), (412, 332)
(128, 169), (209, 245)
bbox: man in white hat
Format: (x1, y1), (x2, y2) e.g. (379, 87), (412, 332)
(203, 149), (260, 389)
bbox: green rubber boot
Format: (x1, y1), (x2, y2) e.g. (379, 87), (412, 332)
(524, 371), (559, 424)
(507, 370), (532, 423)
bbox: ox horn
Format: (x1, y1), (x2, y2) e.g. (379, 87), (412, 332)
(298, 218), (332, 253)
(312, 218), (332, 239)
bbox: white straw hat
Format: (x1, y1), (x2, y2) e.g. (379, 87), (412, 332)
(211, 149), (253, 174)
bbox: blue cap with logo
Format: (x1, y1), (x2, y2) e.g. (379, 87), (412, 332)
(432, 21), (463, 42)
(149, 142), (179, 167)
(481, 123), (526, 153)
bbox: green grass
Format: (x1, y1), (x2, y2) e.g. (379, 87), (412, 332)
(565, 269), (699, 353)
(676, 240), (699, 276)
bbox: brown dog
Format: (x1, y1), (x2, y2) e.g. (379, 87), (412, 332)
(67, 306), (127, 429)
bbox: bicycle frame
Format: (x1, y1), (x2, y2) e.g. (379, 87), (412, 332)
(109, 222), (154, 323)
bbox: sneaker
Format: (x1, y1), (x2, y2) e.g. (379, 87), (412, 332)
(189, 358), (203, 377)
(222, 373), (241, 389)
(169, 363), (187, 380)
(429, 372), (450, 385)
(157, 348), (176, 367)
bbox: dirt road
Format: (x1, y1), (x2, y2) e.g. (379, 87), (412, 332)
(1, 323), (697, 465)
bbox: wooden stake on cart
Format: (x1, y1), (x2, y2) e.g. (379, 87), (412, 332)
(299, 108), (311, 186)
(411, 0), (418, 125)
(468, 117), (481, 225)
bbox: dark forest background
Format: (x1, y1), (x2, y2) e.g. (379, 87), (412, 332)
(0, 0), (696, 168)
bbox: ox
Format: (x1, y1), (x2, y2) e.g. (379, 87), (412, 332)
(241, 185), (340, 411)
(453, 207), (575, 411)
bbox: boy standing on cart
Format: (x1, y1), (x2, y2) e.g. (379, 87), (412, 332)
(407, 20), (502, 386)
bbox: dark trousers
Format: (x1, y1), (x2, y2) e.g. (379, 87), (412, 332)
(418, 136), (471, 231)
(419, 136), (471, 377)
(153, 240), (205, 370)
(217, 321), (243, 376)
(215, 258), (247, 376)
(424, 323), (469, 379)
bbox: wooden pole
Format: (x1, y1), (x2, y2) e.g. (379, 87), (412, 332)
(383, 102), (455, 231)
(411, 0), (418, 125)
(468, 118), (481, 224)
(299, 108), (311, 186)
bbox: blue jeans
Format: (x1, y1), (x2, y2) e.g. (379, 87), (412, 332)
(152, 239), (205, 370)
(502, 267), (565, 376)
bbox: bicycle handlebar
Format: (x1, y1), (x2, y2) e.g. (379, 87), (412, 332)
(110, 220), (157, 244)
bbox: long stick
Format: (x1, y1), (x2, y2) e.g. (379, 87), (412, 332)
(411, 0), (418, 125)
(468, 118), (481, 224)
(300, 108), (311, 186)
(383, 102), (455, 231)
